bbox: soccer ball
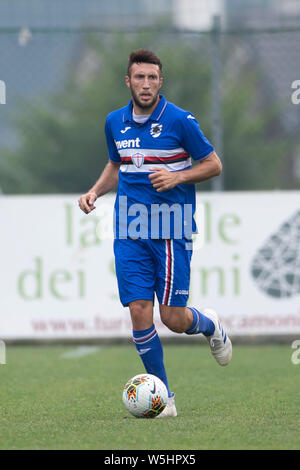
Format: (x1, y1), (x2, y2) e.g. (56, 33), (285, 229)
(122, 373), (168, 418)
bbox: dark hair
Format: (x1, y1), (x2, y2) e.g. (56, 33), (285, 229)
(127, 48), (162, 76)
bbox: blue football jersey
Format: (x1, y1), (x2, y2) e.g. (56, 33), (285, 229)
(104, 94), (214, 239)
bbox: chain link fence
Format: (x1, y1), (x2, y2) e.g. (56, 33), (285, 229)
(0, 0), (300, 193)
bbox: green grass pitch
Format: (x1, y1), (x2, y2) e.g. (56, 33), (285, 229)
(0, 343), (298, 450)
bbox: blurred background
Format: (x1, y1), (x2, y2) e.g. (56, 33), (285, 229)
(1, 0), (300, 341)
(1, 0), (300, 194)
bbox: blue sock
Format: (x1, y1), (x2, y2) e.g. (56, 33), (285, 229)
(185, 307), (215, 336)
(132, 325), (172, 398)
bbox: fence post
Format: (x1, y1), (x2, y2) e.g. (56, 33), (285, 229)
(0, 80), (6, 104)
(211, 15), (224, 191)
(0, 340), (6, 364)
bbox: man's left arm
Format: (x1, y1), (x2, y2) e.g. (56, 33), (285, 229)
(148, 151), (222, 192)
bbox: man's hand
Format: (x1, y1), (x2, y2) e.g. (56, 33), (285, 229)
(148, 167), (182, 192)
(78, 191), (98, 214)
(149, 152), (222, 190)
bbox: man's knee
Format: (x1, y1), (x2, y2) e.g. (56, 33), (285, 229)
(160, 305), (187, 333)
(129, 300), (153, 330)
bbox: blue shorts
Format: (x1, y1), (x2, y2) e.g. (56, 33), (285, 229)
(114, 238), (193, 307)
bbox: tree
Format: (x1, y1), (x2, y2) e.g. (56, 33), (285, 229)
(0, 32), (297, 193)
(0, 34), (211, 193)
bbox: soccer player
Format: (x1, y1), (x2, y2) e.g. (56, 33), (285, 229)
(78, 49), (232, 417)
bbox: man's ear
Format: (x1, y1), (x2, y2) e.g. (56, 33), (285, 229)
(125, 75), (130, 89)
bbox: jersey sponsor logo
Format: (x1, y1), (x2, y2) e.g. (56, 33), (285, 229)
(120, 126), (131, 134)
(115, 137), (140, 149)
(131, 152), (145, 168)
(150, 123), (162, 138)
(187, 114), (196, 119)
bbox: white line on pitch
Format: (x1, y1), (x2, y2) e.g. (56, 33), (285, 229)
(61, 346), (102, 359)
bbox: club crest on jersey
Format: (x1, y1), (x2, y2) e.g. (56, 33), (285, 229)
(131, 152), (145, 168)
(150, 123), (162, 138)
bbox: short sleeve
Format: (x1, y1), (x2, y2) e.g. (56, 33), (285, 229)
(179, 113), (214, 161)
(105, 118), (121, 163)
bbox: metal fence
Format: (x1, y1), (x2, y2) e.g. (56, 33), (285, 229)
(0, 7), (300, 194)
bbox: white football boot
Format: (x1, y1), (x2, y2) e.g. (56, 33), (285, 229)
(202, 308), (232, 366)
(156, 393), (177, 418)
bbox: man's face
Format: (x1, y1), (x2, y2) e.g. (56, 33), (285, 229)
(126, 62), (162, 112)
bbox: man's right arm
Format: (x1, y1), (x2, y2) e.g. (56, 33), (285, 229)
(78, 160), (121, 214)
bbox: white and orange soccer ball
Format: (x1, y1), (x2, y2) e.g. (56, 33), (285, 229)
(122, 373), (168, 418)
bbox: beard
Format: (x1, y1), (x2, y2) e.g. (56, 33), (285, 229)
(130, 86), (159, 110)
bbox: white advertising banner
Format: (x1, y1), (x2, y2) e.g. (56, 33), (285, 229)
(0, 192), (299, 339)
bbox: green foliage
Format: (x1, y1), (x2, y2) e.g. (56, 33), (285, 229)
(0, 33), (297, 193)
(0, 34), (210, 193)
(222, 67), (291, 190)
